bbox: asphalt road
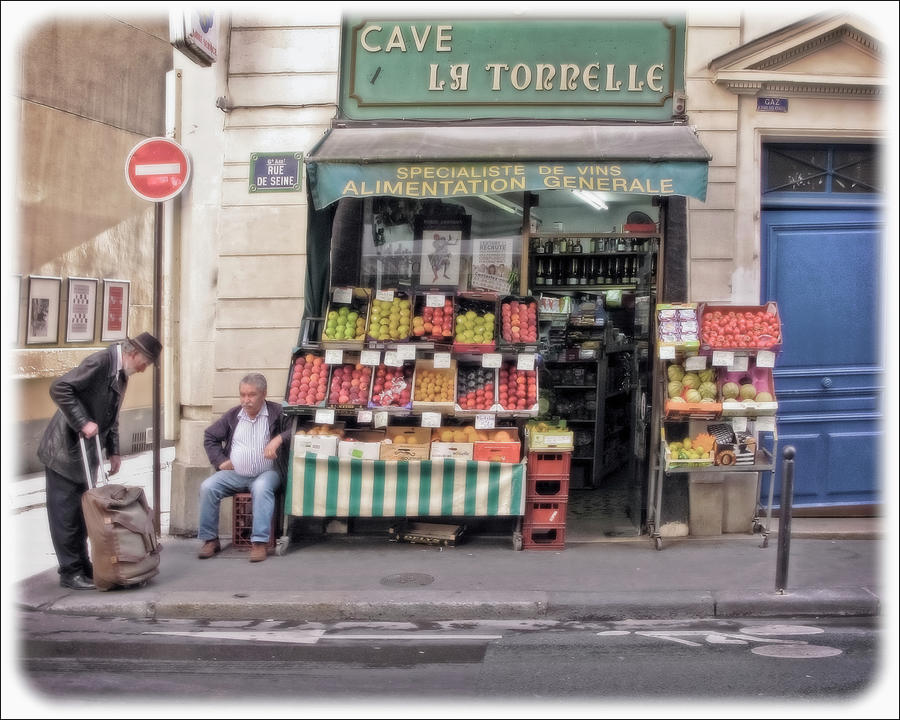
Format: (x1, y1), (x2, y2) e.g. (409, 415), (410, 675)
(10, 612), (890, 717)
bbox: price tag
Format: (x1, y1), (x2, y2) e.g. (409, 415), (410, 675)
(756, 350), (776, 368)
(684, 355), (707, 371)
(421, 412), (441, 428)
(433, 352), (451, 369)
(756, 415), (776, 432)
(324, 349), (343, 365)
(658, 344), (676, 360)
(360, 350), (381, 366)
(383, 350), (402, 367)
(426, 294), (445, 308)
(712, 350), (735, 367)
(417, 342), (435, 350)
(374, 411), (388, 428)
(517, 353), (536, 371)
(333, 287), (353, 304)
(482, 353), (502, 368)
(475, 413), (495, 429)
(731, 416), (748, 433)
(314, 408), (335, 425)
(375, 289), (394, 302)
(396, 344), (416, 361)
(728, 355), (749, 372)
(356, 410), (373, 424)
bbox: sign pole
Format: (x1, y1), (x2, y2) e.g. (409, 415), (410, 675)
(152, 201), (163, 536)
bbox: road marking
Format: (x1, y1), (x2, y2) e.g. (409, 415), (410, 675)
(738, 624), (824, 636)
(751, 644), (842, 658)
(144, 630), (325, 644)
(321, 634), (502, 641)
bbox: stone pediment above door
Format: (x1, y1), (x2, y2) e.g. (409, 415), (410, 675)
(708, 14), (886, 98)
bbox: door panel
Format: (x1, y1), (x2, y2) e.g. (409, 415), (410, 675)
(761, 209), (881, 508)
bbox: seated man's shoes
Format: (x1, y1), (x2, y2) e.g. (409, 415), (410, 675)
(60, 572), (95, 590)
(249, 542), (267, 563)
(197, 538), (221, 559)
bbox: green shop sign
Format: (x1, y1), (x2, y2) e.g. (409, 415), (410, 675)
(308, 159), (708, 208)
(340, 17), (685, 121)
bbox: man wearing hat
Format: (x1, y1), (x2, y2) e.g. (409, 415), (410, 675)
(37, 332), (162, 590)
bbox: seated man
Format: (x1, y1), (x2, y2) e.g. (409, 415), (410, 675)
(198, 373), (292, 562)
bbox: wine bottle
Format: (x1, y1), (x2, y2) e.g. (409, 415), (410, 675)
(535, 257), (545, 286)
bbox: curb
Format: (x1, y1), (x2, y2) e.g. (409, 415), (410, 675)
(23, 587), (881, 623)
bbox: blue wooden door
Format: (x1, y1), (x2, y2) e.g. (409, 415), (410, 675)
(760, 144), (883, 509)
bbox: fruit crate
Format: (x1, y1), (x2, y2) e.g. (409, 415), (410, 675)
(366, 289), (412, 345)
(284, 350), (330, 408)
(231, 493), (276, 550)
(525, 420), (575, 451)
(527, 450), (571, 478)
(698, 301), (783, 353)
(497, 295), (539, 351)
(326, 356), (374, 409)
(321, 286), (371, 350)
(718, 364), (778, 416)
(656, 302), (700, 355)
(522, 521), (566, 550)
(496, 361), (539, 416)
(412, 357), (457, 414)
(367, 361), (415, 410)
(452, 292), (498, 353)
(454, 362), (498, 414)
(410, 292), (455, 346)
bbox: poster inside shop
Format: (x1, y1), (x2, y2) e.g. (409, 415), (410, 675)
(471, 237), (516, 294)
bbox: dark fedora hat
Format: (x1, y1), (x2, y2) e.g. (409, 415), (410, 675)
(129, 332), (162, 364)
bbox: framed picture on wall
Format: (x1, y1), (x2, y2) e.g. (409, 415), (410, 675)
(101, 279), (130, 342)
(414, 214), (471, 290)
(26, 275), (62, 345)
(65, 277), (98, 343)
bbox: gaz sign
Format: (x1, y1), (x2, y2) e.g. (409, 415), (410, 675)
(125, 137), (191, 202)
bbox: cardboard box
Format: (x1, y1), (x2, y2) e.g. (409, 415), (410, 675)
(698, 301), (783, 353)
(525, 421), (574, 451)
(338, 429), (385, 460)
(293, 433), (339, 458)
(380, 426), (431, 461)
(430, 442), (475, 460)
(719, 364), (778, 416)
(656, 302), (700, 354)
(473, 441), (521, 464)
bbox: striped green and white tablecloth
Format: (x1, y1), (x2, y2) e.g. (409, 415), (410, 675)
(286, 452), (526, 517)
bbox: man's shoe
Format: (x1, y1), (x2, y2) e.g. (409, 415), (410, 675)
(197, 538), (221, 559)
(60, 573), (95, 590)
(249, 542), (267, 563)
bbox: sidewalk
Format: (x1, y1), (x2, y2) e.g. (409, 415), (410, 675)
(8, 450), (888, 623)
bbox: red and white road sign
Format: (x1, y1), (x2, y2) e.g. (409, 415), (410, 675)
(125, 137), (191, 202)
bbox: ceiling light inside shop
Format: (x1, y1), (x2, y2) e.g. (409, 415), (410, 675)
(572, 190), (609, 211)
(478, 195), (523, 215)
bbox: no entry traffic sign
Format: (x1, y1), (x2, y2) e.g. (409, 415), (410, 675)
(125, 137), (191, 202)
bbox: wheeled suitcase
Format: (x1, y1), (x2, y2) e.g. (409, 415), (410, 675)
(79, 435), (162, 591)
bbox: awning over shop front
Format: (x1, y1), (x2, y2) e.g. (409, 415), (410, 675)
(305, 124), (711, 209)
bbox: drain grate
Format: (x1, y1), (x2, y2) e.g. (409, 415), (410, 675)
(131, 431), (153, 454)
(380, 573), (435, 587)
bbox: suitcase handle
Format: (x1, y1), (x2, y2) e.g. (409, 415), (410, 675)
(78, 434), (110, 489)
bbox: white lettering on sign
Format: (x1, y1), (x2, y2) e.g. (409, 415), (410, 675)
(136, 163), (181, 176)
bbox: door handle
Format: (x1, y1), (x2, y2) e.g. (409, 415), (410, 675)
(821, 377), (833, 388)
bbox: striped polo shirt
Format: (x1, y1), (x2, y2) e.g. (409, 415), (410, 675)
(230, 404), (274, 477)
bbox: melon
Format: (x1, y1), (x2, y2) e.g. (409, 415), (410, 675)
(667, 364), (685, 382)
(669, 396), (686, 404)
(681, 372), (700, 389)
(684, 389), (702, 403)
(667, 381), (684, 399)
(755, 391), (774, 403)
(739, 383), (758, 400)
(699, 381), (717, 399)
(700, 396), (716, 403)
(722, 382), (740, 400)
(698, 368), (715, 384)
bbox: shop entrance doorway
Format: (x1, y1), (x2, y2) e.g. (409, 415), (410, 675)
(760, 143), (882, 511)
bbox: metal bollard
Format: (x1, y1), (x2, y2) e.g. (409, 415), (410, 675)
(775, 446), (796, 594)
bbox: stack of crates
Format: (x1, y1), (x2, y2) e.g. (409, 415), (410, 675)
(523, 450), (571, 550)
(232, 493), (276, 550)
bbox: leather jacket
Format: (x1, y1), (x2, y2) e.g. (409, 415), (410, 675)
(203, 400), (292, 480)
(37, 344), (125, 483)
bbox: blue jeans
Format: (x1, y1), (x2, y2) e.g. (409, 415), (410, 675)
(198, 469), (281, 544)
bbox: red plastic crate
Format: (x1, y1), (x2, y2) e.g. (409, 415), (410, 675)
(522, 522), (566, 550)
(527, 450), (571, 478)
(525, 500), (567, 525)
(526, 474), (570, 501)
(232, 493), (276, 549)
